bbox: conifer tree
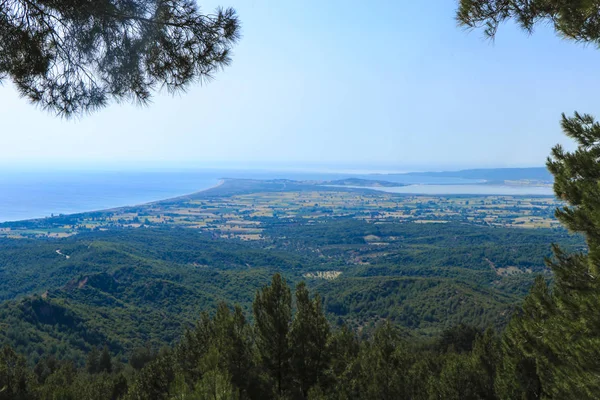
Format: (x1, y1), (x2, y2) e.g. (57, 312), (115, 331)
(86, 346), (101, 374)
(289, 282), (330, 398)
(0, 0), (241, 116)
(0, 346), (34, 400)
(252, 273), (292, 397)
(457, 3), (600, 397)
(99, 345), (113, 374)
(125, 352), (176, 400)
(433, 351), (490, 400)
(355, 322), (410, 400)
(194, 346), (239, 400)
(176, 311), (214, 383)
(491, 113), (600, 398)
(212, 303), (256, 397)
(322, 325), (361, 399)
(457, 0), (600, 43)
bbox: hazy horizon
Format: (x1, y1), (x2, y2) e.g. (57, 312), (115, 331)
(0, 161), (549, 175)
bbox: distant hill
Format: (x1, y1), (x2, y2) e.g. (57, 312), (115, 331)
(323, 178), (402, 187)
(393, 167), (553, 183)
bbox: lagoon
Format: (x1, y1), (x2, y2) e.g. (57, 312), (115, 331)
(0, 168), (554, 223)
(361, 184), (554, 196)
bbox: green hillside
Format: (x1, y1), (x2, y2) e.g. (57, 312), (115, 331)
(0, 221), (582, 366)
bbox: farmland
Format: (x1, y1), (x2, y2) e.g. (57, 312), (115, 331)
(0, 178), (562, 239)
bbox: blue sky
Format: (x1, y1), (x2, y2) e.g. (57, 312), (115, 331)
(1, 0), (599, 171)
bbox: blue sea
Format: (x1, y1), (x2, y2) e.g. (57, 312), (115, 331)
(0, 169), (554, 222)
(0, 169), (359, 222)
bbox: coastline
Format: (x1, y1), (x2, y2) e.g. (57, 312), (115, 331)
(0, 179), (227, 224)
(0, 175), (554, 225)
(151, 179), (227, 204)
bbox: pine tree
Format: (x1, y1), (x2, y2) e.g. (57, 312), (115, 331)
(494, 113), (600, 398)
(175, 311), (215, 384)
(36, 362), (78, 400)
(167, 373), (194, 400)
(212, 302), (256, 397)
(470, 329), (500, 400)
(495, 277), (547, 399)
(0, 346), (34, 400)
(125, 352), (175, 400)
(130, 346), (157, 371)
(86, 346), (101, 374)
(433, 351), (490, 400)
(355, 322), (410, 400)
(323, 325), (361, 399)
(99, 345), (113, 374)
(456, 3), (600, 398)
(226, 305), (257, 398)
(252, 273), (292, 397)
(457, 0), (600, 43)
(289, 282), (330, 398)
(194, 346), (239, 400)
(0, 0), (241, 116)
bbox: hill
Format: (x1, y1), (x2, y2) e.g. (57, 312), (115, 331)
(321, 178), (403, 187)
(389, 167), (553, 183)
(0, 220), (582, 365)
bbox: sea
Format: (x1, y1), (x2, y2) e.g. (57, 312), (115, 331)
(0, 169), (554, 223)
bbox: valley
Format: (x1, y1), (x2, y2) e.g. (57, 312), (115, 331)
(0, 177), (582, 366)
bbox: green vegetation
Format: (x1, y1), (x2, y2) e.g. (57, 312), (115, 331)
(0, 218), (582, 366)
(0, 161), (587, 399)
(4, 0), (600, 398)
(3, 0), (600, 398)
(455, 2), (600, 395)
(0, 273), (572, 399)
(0, 0), (240, 116)
(0, 179), (563, 239)
(0, 150), (592, 398)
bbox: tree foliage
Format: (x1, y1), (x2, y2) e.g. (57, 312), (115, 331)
(456, 2), (600, 396)
(489, 112), (600, 398)
(0, 277), (507, 399)
(289, 282), (330, 398)
(0, 0), (240, 116)
(457, 0), (600, 43)
(253, 273), (292, 397)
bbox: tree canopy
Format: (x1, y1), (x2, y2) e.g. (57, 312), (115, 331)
(457, 0), (600, 44)
(0, 0), (240, 116)
(458, 1), (600, 397)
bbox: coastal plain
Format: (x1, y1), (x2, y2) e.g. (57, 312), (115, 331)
(0, 178), (563, 239)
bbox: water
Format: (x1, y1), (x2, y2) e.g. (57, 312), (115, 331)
(0, 169), (369, 222)
(359, 184), (554, 196)
(0, 171), (219, 222)
(0, 169), (553, 222)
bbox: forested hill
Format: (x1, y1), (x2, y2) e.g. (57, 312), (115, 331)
(0, 220), (582, 366)
(0, 273), (553, 399)
(390, 167), (553, 183)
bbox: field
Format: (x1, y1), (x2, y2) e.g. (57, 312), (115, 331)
(0, 178), (563, 239)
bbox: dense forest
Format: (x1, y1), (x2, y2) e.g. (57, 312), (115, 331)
(0, 273), (545, 399)
(0, 221), (581, 366)
(0, 211), (587, 399)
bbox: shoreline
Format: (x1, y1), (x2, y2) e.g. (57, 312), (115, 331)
(0, 177), (554, 225)
(151, 179), (226, 204)
(0, 179), (227, 225)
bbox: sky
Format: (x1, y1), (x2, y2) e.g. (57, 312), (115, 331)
(1, 0), (600, 172)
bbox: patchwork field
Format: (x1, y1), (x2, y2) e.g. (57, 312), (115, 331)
(0, 178), (563, 239)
